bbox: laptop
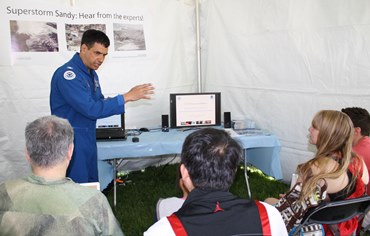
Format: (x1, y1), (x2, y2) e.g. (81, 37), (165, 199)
(96, 114), (127, 140)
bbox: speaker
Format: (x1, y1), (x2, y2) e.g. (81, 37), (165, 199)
(161, 114), (169, 132)
(224, 112), (232, 128)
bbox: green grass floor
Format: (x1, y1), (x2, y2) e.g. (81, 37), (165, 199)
(105, 163), (289, 236)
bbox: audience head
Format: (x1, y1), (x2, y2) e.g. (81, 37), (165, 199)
(300, 110), (355, 200)
(81, 29), (110, 49)
(25, 115), (74, 168)
(341, 107), (370, 137)
(180, 128), (242, 191)
(310, 110), (354, 158)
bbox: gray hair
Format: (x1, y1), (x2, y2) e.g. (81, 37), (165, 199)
(25, 115), (74, 167)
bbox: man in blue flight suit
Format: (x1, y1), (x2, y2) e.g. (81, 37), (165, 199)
(50, 29), (154, 184)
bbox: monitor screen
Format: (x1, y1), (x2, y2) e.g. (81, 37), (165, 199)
(170, 92), (221, 128)
(96, 114), (124, 129)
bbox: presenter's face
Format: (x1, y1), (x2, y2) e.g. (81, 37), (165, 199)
(80, 42), (108, 71)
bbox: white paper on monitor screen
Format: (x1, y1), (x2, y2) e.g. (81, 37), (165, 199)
(176, 94), (216, 126)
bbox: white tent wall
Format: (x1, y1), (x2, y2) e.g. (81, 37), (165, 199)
(201, 0), (370, 181)
(0, 0), (198, 183)
(1, 0), (370, 185)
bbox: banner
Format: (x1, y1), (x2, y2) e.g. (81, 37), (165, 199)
(0, 1), (149, 65)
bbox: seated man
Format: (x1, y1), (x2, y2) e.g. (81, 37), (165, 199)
(342, 107), (370, 231)
(341, 107), (370, 191)
(0, 115), (124, 236)
(144, 128), (287, 236)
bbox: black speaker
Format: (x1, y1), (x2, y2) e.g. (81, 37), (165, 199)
(224, 112), (232, 128)
(162, 114), (169, 132)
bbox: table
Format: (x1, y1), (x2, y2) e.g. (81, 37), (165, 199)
(97, 128), (282, 198)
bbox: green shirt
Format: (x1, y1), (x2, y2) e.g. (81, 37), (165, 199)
(0, 174), (124, 236)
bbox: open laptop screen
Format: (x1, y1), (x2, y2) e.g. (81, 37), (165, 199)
(96, 114), (126, 140)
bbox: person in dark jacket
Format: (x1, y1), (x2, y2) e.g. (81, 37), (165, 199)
(145, 128), (287, 236)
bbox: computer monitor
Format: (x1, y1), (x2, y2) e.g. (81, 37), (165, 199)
(170, 92), (221, 128)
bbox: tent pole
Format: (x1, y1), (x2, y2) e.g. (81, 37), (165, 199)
(195, 0), (202, 92)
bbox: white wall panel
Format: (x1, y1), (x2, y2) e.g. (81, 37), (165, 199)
(201, 0), (370, 181)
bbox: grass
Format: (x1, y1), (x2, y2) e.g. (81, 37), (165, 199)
(105, 163), (289, 236)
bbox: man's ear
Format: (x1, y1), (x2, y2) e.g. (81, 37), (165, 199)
(354, 127), (362, 136)
(67, 143), (74, 161)
(25, 149), (32, 163)
(80, 44), (88, 53)
(180, 163), (195, 191)
(180, 164), (189, 179)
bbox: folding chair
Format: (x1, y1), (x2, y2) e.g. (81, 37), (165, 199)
(291, 195), (370, 236)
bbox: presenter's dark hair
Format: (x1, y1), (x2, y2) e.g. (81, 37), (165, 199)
(341, 107), (370, 136)
(81, 29), (110, 48)
(181, 128), (242, 191)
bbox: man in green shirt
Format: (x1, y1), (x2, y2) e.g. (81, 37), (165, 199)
(0, 115), (124, 236)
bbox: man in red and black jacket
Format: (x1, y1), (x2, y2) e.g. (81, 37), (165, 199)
(145, 128), (287, 236)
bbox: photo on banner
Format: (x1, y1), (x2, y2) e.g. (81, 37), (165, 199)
(10, 20), (59, 52)
(65, 24), (106, 51)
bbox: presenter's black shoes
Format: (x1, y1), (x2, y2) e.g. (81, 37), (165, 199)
(102, 180), (114, 196)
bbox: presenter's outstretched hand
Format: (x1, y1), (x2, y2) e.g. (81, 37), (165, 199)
(124, 83), (155, 102)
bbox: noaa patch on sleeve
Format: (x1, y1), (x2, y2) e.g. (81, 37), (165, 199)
(64, 70), (76, 80)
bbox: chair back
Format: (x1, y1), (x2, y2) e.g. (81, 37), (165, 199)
(292, 195), (370, 235)
(304, 195), (370, 225)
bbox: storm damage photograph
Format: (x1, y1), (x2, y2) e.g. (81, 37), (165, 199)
(113, 23), (146, 51)
(10, 20), (58, 52)
(65, 24), (106, 51)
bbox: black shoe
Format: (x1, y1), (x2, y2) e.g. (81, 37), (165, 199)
(102, 180), (114, 196)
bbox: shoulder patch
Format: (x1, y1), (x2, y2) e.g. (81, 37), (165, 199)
(64, 70), (76, 80)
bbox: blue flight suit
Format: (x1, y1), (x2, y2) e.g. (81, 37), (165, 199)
(50, 53), (124, 183)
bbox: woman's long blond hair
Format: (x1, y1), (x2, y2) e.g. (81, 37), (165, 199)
(298, 110), (355, 200)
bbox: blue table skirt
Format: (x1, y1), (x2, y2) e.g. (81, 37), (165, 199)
(97, 128), (282, 190)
